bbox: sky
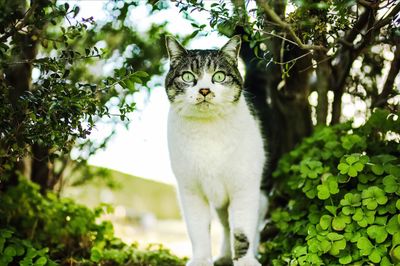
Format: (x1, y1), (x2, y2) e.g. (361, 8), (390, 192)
(69, 1), (229, 185)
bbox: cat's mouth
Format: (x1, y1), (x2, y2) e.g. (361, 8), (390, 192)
(196, 100), (212, 105)
(195, 101), (214, 110)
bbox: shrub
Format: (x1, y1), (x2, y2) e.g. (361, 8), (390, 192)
(0, 180), (185, 266)
(261, 109), (400, 266)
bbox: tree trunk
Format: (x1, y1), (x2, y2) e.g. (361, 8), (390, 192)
(2, 1), (53, 192)
(235, 1), (313, 191)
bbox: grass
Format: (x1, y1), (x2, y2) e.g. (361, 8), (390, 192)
(62, 167), (181, 220)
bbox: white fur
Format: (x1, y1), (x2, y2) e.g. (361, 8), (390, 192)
(167, 72), (266, 266)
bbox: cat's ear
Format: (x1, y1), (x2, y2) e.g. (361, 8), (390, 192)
(220, 35), (241, 64)
(165, 36), (187, 66)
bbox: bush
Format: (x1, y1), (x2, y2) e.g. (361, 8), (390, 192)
(261, 109), (400, 266)
(0, 180), (185, 266)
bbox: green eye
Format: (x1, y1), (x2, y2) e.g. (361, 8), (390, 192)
(182, 72), (195, 82)
(213, 71), (226, 82)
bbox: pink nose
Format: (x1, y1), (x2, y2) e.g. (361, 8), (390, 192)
(199, 88), (210, 96)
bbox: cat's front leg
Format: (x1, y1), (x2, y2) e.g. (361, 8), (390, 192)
(229, 189), (261, 266)
(179, 188), (213, 266)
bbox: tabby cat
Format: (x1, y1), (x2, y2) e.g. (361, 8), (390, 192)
(165, 35), (267, 266)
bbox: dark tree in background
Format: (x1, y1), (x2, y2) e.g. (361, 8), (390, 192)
(178, 0), (400, 190)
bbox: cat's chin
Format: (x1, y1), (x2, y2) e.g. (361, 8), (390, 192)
(172, 102), (231, 119)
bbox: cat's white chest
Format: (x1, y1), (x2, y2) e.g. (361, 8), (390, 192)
(167, 98), (264, 208)
(167, 113), (233, 207)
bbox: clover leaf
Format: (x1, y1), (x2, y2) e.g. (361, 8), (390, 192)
(383, 175), (400, 194)
(386, 215), (400, 235)
(367, 225), (388, 243)
(332, 214), (351, 231)
(330, 239), (347, 256)
(392, 245), (400, 262)
(338, 154), (368, 177)
(357, 236), (373, 255)
(338, 254), (352, 264)
(361, 186), (388, 210)
(320, 215), (332, 230)
(341, 134), (365, 150)
(358, 173), (377, 184)
(302, 179), (317, 199)
(300, 159), (324, 179)
(340, 193), (361, 215)
(317, 176), (339, 200)
(352, 208), (375, 227)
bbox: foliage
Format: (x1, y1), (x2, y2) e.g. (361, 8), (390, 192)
(0, 0), (170, 188)
(260, 109), (400, 265)
(0, 179), (185, 265)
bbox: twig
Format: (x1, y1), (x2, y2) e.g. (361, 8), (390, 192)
(274, 50), (313, 65)
(372, 42), (400, 108)
(299, 55), (333, 73)
(369, 2), (400, 31)
(257, 29), (299, 47)
(255, 0), (328, 52)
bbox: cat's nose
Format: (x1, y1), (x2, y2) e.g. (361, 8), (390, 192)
(199, 88), (211, 96)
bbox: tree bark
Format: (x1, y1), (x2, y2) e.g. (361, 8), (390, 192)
(2, 1), (54, 192)
(235, 0), (313, 191)
(372, 42), (400, 108)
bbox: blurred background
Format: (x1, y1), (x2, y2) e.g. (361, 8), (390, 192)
(1, 0), (399, 264)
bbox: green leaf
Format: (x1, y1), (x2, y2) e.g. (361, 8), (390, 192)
(339, 254), (352, 264)
(320, 215), (332, 230)
(367, 225), (388, 243)
(4, 246), (16, 258)
(34, 257), (47, 266)
(325, 205), (337, 216)
(320, 239), (331, 253)
(293, 245), (307, 257)
(371, 164), (384, 175)
(332, 215), (350, 231)
(380, 256), (392, 266)
(327, 232), (344, 241)
(369, 248), (382, 263)
(133, 71), (149, 78)
(317, 184), (330, 200)
(357, 237), (373, 255)
(392, 245), (400, 262)
(90, 247), (102, 262)
(387, 215), (400, 235)
(383, 175), (399, 193)
(393, 232), (400, 246)
(338, 163), (349, 174)
(346, 156), (358, 165)
(330, 238), (346, 256)
(362, 186), (388, 210)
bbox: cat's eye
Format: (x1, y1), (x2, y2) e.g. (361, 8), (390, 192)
(212, 71), (226, 83)
(182, 72), (195, 82)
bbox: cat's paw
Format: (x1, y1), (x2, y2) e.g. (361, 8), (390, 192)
(233, 257), (261, 266)
(186, 258), (213, 266)
(214, 256), (233, 266)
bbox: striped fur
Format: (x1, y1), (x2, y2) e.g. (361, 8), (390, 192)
(165, 36), (267, 266)
(165, 45), (243, 106)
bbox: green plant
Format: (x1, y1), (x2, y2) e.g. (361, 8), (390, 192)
(261, 109), (400, 265)
(0, 179), (186, 265)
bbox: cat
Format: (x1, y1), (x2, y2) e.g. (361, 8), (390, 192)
(165, 35), (268, 266)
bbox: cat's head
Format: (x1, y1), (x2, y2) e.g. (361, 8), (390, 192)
(165, 35), (243, 119)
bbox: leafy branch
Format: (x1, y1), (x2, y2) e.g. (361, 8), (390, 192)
(255, 0), (328, 52)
